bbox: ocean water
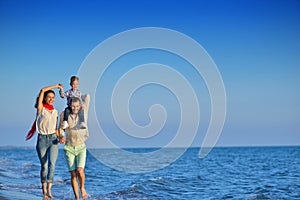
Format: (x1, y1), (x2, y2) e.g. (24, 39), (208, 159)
(0, 146), (299, 200)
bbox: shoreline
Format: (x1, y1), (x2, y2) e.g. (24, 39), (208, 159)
(0, 190), (41, 200)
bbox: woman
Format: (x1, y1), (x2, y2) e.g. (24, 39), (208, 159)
(27, 84), (63, 199)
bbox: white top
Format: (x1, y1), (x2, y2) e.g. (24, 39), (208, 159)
(60, 93), (90, 146)
(36, 107), (58, 135)
(64, 114), (88, 147)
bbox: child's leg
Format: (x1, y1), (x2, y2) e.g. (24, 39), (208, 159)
(64, 107), (71, 121)
(78, 108), (85, 123)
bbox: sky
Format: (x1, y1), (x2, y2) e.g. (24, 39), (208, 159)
(0, 0), (299, 148)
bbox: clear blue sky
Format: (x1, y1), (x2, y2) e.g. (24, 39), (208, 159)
(0, 0), (299, 147)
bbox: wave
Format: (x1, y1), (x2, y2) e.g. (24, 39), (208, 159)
(0, 147), (299, 199)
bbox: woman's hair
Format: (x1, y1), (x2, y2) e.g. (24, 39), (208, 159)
(34, 90), (55, 108)
(70, 76), (79, 84)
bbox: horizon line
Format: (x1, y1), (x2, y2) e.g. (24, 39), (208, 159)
(0, 144), (299, 150)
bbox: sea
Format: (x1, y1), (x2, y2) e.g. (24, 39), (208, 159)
(0, 146), (299, 200)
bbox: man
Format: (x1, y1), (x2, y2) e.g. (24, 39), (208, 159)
(59, 95), (89, 200)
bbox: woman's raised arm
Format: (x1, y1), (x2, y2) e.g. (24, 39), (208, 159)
(37, 84), (63, 114)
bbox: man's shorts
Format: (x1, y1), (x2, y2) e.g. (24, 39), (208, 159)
(64, 143), (86, 171)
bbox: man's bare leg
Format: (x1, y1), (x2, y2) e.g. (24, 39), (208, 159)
(77, 167), (88, 199)
(71, 170), (80, 200)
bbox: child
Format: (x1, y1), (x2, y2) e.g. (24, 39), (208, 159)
(60, 76), (86, 129)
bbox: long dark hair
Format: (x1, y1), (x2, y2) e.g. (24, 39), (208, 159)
(34, 90), (55, 108)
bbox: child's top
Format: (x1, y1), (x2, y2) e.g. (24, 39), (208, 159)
(60, 89), (83, 106)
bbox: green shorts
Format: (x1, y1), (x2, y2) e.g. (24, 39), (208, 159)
(64, 144), (86, 171)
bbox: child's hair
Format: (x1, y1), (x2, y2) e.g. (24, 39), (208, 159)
(34, 90), (55, 108)
(70, 76), (79, 84)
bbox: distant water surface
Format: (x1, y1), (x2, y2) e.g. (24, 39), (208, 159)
(0, 146), (299, 199)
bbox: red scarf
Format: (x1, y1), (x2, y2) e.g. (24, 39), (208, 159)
(25, 104), (54, 141)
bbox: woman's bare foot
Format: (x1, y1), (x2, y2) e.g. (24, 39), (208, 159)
(47, 182), (53, 198)
(42, 183), (49, 200)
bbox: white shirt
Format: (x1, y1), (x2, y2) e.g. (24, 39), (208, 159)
(36, 107), (58, 135)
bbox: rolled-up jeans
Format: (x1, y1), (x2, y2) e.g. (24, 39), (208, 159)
(36, 133), (59, 183)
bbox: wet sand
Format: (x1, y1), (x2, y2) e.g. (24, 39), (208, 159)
(0, 190), (41, 200)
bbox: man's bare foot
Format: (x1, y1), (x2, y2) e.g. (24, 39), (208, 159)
(47, 194), (54, 198)
(81, 188), (88, 199)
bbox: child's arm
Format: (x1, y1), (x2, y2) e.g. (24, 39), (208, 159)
(80, 92), (85, 110)
(59, 86), (67, 99)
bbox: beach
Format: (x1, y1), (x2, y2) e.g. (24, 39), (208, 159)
(0, 146), (299, 199)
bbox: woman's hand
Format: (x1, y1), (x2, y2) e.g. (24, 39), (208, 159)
(58, 83), (64, 91)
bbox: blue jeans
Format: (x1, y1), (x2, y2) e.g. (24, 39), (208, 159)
(36, 133), (59, 183)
